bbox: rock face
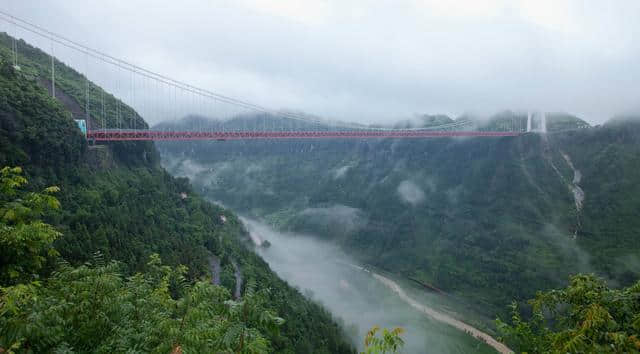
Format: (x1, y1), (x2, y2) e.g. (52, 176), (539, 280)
(210, 255), (221, 285)
(87, 145), (115, 169)
(561, 152), (585, 212)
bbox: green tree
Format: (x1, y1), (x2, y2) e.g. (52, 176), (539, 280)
(361, 326), (405, 354)
(0, 166), (61, 284)
(0, 254), (283, 353)
(497, 274), (640, 353)
(0, 31), (355, 351)
(222, 280), (285, 353)
(0, 168), (287, 353)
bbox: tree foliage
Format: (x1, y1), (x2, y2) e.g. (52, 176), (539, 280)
(361, 326), (405, 354)
(496, 274), (640, 353)
(0, 253), (282, 353)
(0, 32), (354, 353)
(160, 114), (640, 322)
(0, 168), (282, 353)
(0, 167), (60, 284)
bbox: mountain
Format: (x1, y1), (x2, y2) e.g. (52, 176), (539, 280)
(458, 110), (590, 132)
(158, 112), (640, 321)
(0, 33), (353, 353)
(392, 114), (455, 129)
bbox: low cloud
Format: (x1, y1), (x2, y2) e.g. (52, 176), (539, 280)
(242, 216), (476, 353)
(333, 165), (352, 179)
(300, 205), (367, 234)
(11, 1), (640, 124)
(397, 180), (425, 206)
(167, 158), (209, 181)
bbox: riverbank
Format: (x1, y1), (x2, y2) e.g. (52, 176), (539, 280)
(241, 216), (497, 353)
(372, 271), (512, 354)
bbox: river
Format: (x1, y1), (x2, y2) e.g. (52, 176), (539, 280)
(241, 217), (504, 353)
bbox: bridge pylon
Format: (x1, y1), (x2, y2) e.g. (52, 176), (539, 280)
(526, 111), (547, 133)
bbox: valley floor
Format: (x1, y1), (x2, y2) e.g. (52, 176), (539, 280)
(240, 216), (498, 353)
(366, 268), (512, 354)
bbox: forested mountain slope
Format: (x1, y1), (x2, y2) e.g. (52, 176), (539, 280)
(0, 33), (353, 353)
(158, 114), (640, 319)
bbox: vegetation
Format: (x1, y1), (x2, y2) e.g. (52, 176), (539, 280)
(0, 34), (354, 352)
(0, 166), (60, 285)
(497, 274), (640, 353)
(159, 113), (640, 323)
(5, 29), (638, 353)
(0, 169), (282, 352)
(361, 326), (405, 354)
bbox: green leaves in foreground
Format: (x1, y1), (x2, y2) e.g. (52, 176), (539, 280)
(497, 274), (640, 353)
(0, 167), (285, 353)
(361, 325), (405, 354)
(0, 166), (61, 284)
(0, 255), (283, 353)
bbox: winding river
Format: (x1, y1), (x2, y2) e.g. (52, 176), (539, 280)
(241, 217), (508, 353)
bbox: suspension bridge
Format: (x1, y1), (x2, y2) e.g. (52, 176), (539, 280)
(1, 11), (538, 141)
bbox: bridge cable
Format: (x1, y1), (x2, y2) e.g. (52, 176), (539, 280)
(0, 10), (481, 133)
(85, 51), (90, 125)
(50, 42), (55, 98)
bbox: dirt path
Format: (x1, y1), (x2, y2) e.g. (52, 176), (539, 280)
(348, 263), (512, 354)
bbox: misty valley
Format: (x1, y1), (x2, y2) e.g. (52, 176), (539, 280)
(239, 217), (496, 353)
(3, 3), (640, 353)
(157, 115), (640, 353)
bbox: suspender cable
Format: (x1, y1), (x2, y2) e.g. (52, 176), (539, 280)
(131, 68), (136, 130)
(101, 89), (105, 132)
(0, 10), (470, 133)
(50, 43), (55, 98)
(10, 8), (17, 69)
(13, 32), (18, 68)
(0, 11), (490, 136)
(85, 52), (90, 125)
(117, 64), (121, 132)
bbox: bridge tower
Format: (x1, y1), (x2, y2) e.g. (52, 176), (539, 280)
(526, 111), (547, 133)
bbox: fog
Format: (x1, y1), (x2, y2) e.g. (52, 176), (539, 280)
(397, 180), (426, 206)
(242, 217), (492, 353)
(300, 205), (367, 235)
(333, 165), (352, 179)
(5, 1), (640, 124)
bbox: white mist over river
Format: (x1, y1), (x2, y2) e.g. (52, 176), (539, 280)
(240, 217), (496, 353)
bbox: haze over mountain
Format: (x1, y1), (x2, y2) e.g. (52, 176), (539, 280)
(5, 0), (640, 124)
(3, 2), (640, 353)
(159, 112), (640, 319)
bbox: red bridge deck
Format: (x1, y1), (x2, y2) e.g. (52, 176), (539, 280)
(87, 130), (521, 141)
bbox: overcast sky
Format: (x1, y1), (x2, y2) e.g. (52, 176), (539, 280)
(3, 0), (640, 124)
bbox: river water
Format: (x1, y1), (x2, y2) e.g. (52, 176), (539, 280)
(241, 217), (497, 353)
